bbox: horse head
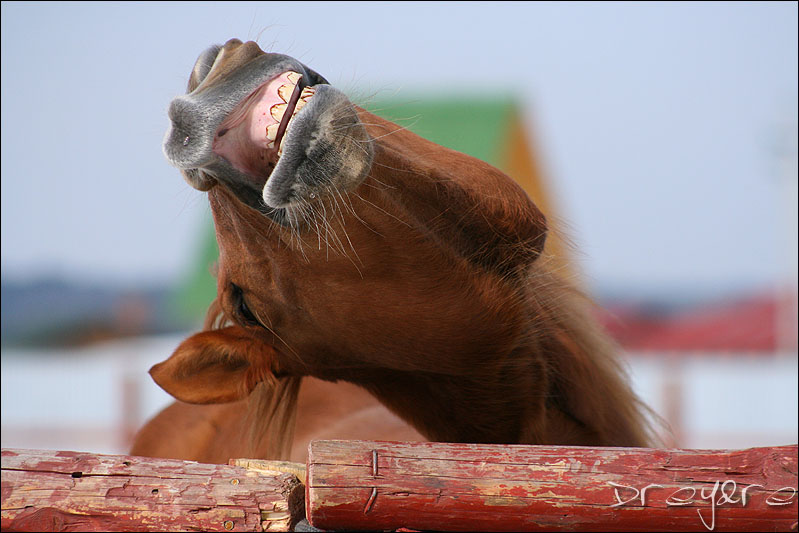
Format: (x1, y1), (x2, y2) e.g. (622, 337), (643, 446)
(149, 39), (651, 451)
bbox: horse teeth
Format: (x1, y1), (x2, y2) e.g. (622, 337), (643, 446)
(265, 123), (279, 144)
(277, 84), (293, 103)
(293, 98), (307, 114)
(270, 103), (287, 122)
(286, 71), (301, 85)
(300, 86), (315, 100)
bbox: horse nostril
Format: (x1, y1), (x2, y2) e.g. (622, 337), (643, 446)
(189, 44), (222, 92)
(163, 96), (217, 170)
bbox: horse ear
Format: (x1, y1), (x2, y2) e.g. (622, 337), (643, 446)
(149, 326), (275, 404)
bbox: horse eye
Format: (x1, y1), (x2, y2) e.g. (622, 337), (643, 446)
(231, 283), (259, 326)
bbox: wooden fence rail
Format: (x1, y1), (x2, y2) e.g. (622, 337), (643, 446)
(307, 441), (798, 532)
(1, 449), (305, 532)
(2, 442), (797, 532)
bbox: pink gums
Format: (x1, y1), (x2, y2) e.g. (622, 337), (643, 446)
(212, 71), (296, 180)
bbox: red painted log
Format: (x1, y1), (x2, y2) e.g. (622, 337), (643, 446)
(307, 440), (798, 532)
(1, 449), (304, 532)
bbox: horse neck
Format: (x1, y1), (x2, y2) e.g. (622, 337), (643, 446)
(345, 263), (653, 448)
(522, 263), (655, 447)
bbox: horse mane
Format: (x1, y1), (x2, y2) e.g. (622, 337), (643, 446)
(522, 252), (660, 447)
(203, 298), (302, 460)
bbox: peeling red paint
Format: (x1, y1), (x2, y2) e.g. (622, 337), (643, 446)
(307, 440), (798, 532)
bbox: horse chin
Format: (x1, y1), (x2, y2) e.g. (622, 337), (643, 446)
(180, 168), (217, 192)
(262, 84), (374, 210)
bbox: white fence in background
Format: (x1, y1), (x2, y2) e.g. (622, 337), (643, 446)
(1, 335), (182, 455)
(1, 336), (797, 455)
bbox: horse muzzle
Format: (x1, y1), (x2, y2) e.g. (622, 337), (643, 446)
(162, 39), (328, 205)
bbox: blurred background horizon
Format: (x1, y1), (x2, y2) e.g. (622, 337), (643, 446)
(2, 1), (797, 454)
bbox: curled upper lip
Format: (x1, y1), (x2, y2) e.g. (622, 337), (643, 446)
(163, 50), (325, 174)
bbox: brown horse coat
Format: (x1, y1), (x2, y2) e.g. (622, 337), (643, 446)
(132, 39), (654, 464)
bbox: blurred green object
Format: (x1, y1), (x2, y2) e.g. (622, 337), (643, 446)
(363, 95), (516, 167)
(173, 218), (219, 326)
(172, 95), (524, 324)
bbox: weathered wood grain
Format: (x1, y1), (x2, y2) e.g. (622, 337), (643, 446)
(1, 449), (305, 532)
(229, 458), (307, 482)
(307, 440), (798, 532)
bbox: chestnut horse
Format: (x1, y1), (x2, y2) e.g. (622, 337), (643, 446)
(132, 39), (654, 464)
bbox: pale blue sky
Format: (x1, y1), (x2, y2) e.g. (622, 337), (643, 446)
(1, 1), (796, 296)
